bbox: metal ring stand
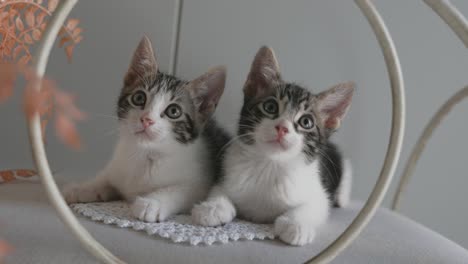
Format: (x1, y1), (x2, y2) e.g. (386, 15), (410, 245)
(27, 0), (415, 263)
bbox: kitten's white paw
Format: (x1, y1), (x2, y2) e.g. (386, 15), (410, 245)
(62, 183), (113, 204)
(274, 215), (316, 246)
(131, 197), (168, 223)
(191, 200), (235, 227)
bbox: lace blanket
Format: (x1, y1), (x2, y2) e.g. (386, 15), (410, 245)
(71, 201), (275, 246)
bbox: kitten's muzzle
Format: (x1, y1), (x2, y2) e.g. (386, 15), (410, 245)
(134, 113), (157, 140)
(140, 113), (155, 129)
(264, 122), (291, 150)
(275, 124), (289, 140)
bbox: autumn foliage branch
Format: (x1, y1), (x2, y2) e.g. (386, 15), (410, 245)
(1, 63), (86, 149)
(0, 0), (85, 149)
(0, 1), (85, 256)
(0, 240), (13, 264)
(0, 0), (83, 64)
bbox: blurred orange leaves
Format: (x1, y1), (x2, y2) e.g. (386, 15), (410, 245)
(0, 240), (13, 263)
(0, 0), (83, 64)
(1, 63), (86, 149)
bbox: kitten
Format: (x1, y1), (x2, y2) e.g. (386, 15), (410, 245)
(63, 36), (228, 223)
(192, 46), (354, 246)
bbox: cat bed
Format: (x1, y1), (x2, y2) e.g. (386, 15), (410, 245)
(2, 181), (468, 264)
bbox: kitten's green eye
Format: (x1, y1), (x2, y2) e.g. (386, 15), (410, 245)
(263, 99), (278, 114)
(298, 115), (314, 129)
(131, 91), (146, 107)
(165, 104), (182, 119)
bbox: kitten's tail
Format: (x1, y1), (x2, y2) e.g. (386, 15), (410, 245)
(336, 159), (352, 207)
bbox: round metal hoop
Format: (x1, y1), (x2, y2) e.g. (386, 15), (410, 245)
(28, 0), (405, 263)
(305, 0), (405, 262)
(28, 0), (123, 263)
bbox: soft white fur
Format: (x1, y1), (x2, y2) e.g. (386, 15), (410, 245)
(192, 117), (331, 246)
(63, 93), (211, 222)
(337, 159), (352, 207)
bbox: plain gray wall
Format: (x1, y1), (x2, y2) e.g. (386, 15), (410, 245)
(1, 0), (467, 249)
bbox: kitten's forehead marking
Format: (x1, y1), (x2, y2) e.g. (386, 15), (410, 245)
(148, 72), (186, 94)
(149, 92), (171, 113)
(273, 83), (314, 117)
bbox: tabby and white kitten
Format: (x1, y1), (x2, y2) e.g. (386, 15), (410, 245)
(192, 47), (354, 246)
(63, 36), (228, 223)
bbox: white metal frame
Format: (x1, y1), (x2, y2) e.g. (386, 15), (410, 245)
(25, 0), (466, 263)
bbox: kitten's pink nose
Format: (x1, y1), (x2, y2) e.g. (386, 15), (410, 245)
(275, 125), (289, 139)
(140, 114), (155, 128)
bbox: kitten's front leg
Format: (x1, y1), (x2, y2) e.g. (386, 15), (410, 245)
(63, 177), (119, 204)
(274, 203), (329, 246)
(191, 186), (236, 226)
(131, 184), (204, 223)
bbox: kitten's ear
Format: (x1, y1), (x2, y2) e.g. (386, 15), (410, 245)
(186, 66), (226, 123)
(244, 46), (281, 98)
(124, 36), (159, 87)
(316, 82), (355, 131)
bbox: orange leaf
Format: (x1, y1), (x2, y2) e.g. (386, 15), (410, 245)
(15, 169), (37, 177)
(6, 39), (15, 50)
(23, 84), (40, 119)
(40, 22), (47, 30)
(59, 36), (70, 48)
(9, 9), (19, 18)
(0, 79), (14, 103)
(4, 45), (11, 56)
(65, 45), (74, 62)
(0, 64), (17, 103)
(22, 77), (54, 119)
(66, 18), (79, 31)
(0, 170), (15, 182)
(48, 0), (58, 12)
(0, 12), (8, 21)
(15, 17), (24, 31)
(54, 90), (86, 121)
(55, 112), (81, 150)
(0, 240), (13, 257)
(1, 17), (9, 28)
(12, 46), (22, 59)
(0, 78), (13, 103)
(26, 10), (35, 27)
(18, 55), (30, 65)
(41, 97), (54, 117)
(32, 29), (41, 40)
(38, 98), (54, 117)
(36, 12), (46, 25)
(58, 27), (66, 36)
(24, 33), (33, 44)
(72, 27), (82, 38)
(15, 3), (26, 9)
(75, 36), (83, 43)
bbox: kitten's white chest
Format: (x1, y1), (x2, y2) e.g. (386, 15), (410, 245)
(223, 144), (324, 223)
(111, 155), (164, 199)
(108, 140), (210, 201)
(226, 163), (291, 222)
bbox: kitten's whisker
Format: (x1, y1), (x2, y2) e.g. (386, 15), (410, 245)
(104, 127), (121, 136)
(216, 133), (256, 157)
(315, 148), (339, 187)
